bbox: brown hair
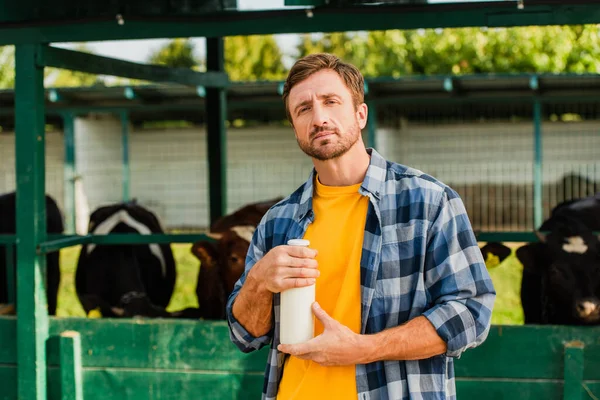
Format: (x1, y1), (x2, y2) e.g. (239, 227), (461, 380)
(282, 53), (364, 123)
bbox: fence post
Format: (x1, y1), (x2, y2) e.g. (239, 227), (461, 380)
(63, 112), (77, 234)
(120, 110), (130, 202)
(563, 340), (584, 400)
(15, 43), (49, 400)
(60, 331), (84, 400)
(532, 95), (543, 229)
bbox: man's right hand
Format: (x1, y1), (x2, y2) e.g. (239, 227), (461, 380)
(248, 245), (319, 294)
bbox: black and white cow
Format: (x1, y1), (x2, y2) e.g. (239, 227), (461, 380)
(75, 201), (176, 318)
(0, 191), (64, 315)
(517, 193), (600, 325)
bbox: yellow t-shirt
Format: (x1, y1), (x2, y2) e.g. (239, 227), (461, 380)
(277, 176), (369, 400)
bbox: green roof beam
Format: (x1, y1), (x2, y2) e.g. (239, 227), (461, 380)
(37, 46), (229, 88)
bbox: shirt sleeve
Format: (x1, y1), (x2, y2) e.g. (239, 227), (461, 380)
(422, 188), (496, 358)
(225, 219), (274, 353)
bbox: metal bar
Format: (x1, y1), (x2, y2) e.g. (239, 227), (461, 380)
(120, 111), (130, 202)
(206, 37), (227, 226)
(5, 244), (15, 304)
(38, 235), (92, 253)
(1, 2), (600, 45)
(15, 43), (49, 400)
(533, 99), (543, 228)
(39, 46), (229, 88)
(59, 331), (83, 400)
(37, 233), (216, 253)
(62, 112), (76, 234)
(367, 100), (377, 149)
(563, 341), (584, 400)
(0, 235), (17, 244)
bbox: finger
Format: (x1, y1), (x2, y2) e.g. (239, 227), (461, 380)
(282, 266), (320, 279)
(286, 246), (318, 259)
(277, 341), (315, 356)
(281, 277), (316, 290)
(285, 256), (318, 269)
(312, 302), (333, 328)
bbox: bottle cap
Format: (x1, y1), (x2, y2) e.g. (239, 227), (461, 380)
(287, 239), (310, 247)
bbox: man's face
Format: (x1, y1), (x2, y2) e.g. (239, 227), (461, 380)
(288, 69), (367, 161)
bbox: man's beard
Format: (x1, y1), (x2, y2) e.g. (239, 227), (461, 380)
(296, 121), (360, 161)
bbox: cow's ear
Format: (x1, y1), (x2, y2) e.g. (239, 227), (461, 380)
(480, 242), (512, 269)
(191, 241), (219, 265)
(516, 243), (546, 273)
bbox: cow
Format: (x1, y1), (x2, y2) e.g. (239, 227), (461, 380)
(0, 191), (63, 316)
(75, 200), (176, 318)
(170, 198), (283, 320)
(516, 193), (600, 325)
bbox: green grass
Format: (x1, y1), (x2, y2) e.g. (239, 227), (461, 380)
(55, 243), (525, 325)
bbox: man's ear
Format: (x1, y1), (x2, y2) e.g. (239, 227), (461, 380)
(516, 243), (546, 273)
(357, 103), (368, 130)
(480, 242), (512, 269)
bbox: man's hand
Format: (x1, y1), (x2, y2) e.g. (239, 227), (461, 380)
(231, 245), (319, 338)
(248, 245), (319, 294)
(277, 302), (367, 366)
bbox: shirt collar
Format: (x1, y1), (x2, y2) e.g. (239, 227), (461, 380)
(296, 147), (387, 221)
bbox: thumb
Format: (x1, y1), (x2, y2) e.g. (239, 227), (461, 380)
(312, 302), (333, 328)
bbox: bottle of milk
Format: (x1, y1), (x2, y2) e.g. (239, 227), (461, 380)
(279, 239), (315, 345)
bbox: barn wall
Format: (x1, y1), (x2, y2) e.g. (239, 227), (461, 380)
(0, 129), (65, 213)
(0, 118), (598, 232)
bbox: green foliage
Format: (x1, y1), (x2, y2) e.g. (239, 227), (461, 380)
(0, 46), (15, 88)
(148, 38), (200, 69)
(224, 35), (287, 80)
(295, 25), (600, 77)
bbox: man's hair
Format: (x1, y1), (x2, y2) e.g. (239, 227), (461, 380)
(282, 53), (364, 123)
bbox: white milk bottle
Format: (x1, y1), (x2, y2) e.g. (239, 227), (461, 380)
(279, 239), (316, 345)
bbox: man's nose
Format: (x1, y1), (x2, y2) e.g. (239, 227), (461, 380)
(311, 104), (329, 126)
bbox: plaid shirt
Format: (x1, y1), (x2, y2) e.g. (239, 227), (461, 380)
(226, 148), (496, 400)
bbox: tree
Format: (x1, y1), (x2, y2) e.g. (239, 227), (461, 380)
(295, 25), (600, 77)
(0, 46), (15, 88)
(148, 38), (200, 69)
(224, 35), (287, 80)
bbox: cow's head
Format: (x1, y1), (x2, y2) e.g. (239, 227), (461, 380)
(518, 217), (600, 325)
(190, 225), (256, 319)
(479, 242), (512, 269)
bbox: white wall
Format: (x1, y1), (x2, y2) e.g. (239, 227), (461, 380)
(1, 118), (598, 231)
(0, 130), (65, 212)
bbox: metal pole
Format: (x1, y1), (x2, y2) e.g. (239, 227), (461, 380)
(206, 37), (227, 225)
(62, 112), (76, 234)
(120, 110), (130, 202)
(15, 43), (49, 400)
(367, 100), (378, 149)
(533, 99), (543, 229)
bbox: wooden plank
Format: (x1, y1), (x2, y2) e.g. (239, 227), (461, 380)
(59, 331), (83, 400)
(0, 365), (17, 400)
(15, 43), (49, 400)
(1, 3), (600, 45)
(563, 341), (585, 400)
(47, 318), (268, 372)
(455, 325), (600, 380)
(456, 379), (562, 400)
(40, 46), (229, 88)
(582, 382), (600, 399)
(43, 368), (264, 400)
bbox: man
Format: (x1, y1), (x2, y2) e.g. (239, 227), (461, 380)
(226, 53), (496, 400)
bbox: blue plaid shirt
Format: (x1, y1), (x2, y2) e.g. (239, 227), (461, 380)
(226, 148), (496, 400)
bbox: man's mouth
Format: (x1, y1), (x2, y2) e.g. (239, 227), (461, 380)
(312, 131), (336, 140)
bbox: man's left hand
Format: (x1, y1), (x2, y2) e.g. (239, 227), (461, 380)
(277, 302), (368, 366)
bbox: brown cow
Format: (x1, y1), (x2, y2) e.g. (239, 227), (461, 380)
(173, 198), (282, 320)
